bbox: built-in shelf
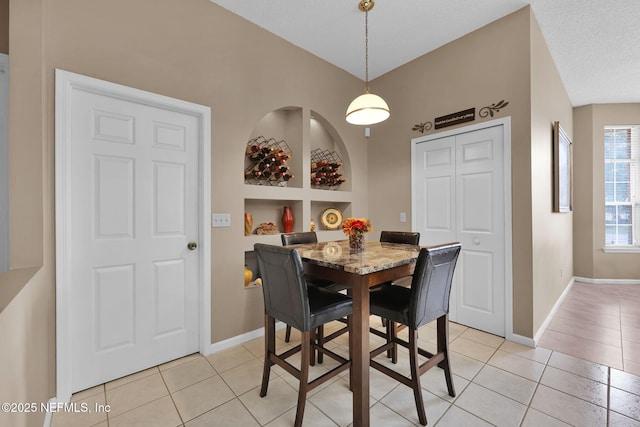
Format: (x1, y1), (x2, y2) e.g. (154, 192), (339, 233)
(242, 107), (352, 255)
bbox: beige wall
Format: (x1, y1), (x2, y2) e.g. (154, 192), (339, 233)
(1, 0), (368, 424)
(1, 1), (617, 423)
(0, 0), (52, 425)
(45, 0), (369, 340)
(574, 103), (640, 279)
(368, 7), (539, 337)
(0, 269), (52, 427)
(368, 7), (575, 338)
(573, 105), (596, 278)
(529, 13), (574, 332)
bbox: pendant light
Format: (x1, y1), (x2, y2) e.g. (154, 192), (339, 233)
(346, 0), (390, 126)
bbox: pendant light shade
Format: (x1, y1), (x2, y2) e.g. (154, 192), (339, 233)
(346, 0), (390, 126)
(346, 92), (390, 125)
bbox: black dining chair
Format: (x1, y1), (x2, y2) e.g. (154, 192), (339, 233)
(281, 232), (345, 292)
(373, 231), (421, 358)
(379, 231), (420, 288)
(380, 230), (421, 246)
(369, 242), (461, 426)
(281, 232), (349, 357)
(254, 243), (352, 427)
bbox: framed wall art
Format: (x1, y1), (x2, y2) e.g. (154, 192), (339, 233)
(553, 121), (572, 212)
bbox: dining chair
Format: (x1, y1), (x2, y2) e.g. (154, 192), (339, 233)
(368, 242), (461, 426)
(281, 232), (341, 292)
(254, 243), (352, 427)
(374, 231), (421, 359)
(379, 230), (421, 245)
(379, 231), (420, 288)
(281, 232), (349, 359)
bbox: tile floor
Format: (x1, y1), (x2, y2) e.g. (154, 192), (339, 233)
(539, 281), (640, 375)
(52, 282), (640, 427)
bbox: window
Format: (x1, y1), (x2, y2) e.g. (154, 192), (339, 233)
(604, 125), (639, 248)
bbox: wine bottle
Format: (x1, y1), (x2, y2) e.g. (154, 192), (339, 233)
(251, 150), (263, 161)
(245, 169), (261, 178)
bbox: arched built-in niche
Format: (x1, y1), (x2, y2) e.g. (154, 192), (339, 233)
(242, 106), (353, 255)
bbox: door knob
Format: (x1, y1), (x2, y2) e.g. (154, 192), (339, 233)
(187, 241), (198, 251)
(473, 238), (480, 245)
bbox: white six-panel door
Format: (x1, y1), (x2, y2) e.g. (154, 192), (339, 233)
(56, 70), (210, 395)
(413, 123), (507, 336)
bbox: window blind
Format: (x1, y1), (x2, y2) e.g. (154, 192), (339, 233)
(604, 125), (639, 247)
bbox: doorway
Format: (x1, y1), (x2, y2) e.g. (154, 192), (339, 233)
(55, 70), (211, 401)
(412, 117), (512, 337)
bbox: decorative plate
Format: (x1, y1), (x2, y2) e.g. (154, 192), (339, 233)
(321, 208), (343, 230)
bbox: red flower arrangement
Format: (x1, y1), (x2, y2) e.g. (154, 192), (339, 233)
(341, 217), (372, 237)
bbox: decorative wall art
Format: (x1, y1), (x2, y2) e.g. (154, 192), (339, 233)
(412, 99), (510, 134)
(553, 121), (572, 213)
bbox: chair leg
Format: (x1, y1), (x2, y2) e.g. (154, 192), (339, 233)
(260, 315), (276, 397)
(310, 328), (316, 366)
(295, 330), (311, 427)
(437, 315), (456, 397)
(348, 314), (354, 391)
(285, 324), (292, 342)
(386, 320), (398, 364)
(409, 329), (427, 426)
(316, 325), (324, 364)
(385, 319), (392, 359)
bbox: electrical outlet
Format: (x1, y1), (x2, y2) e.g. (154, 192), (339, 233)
(400, 212), (407, 223)
(212, 213), (231, 227)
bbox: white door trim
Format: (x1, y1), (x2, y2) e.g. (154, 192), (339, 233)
(55, 69), (211, 402)
(411, 117), (515, 342)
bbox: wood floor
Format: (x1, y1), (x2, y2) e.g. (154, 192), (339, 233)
(539, 281), (640, 375)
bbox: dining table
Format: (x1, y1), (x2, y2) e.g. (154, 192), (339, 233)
(285, 239), (421, 427)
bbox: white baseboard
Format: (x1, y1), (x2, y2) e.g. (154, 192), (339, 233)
(207, 322), (286, 355)
(531, 277), (576, 347)
(506, 332), (536, 348)
(574, 276), (640, 285)
(529, 276), (639, 348)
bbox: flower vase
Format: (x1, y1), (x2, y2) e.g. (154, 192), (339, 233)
(348, 233), (365, 252)
(244, 212), (253, 236)
(282, 206), (294, 233)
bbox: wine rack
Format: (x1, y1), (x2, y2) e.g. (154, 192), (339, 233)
(244, 136), (294, 186)
(310, 148), (345, 190)
(243, 108), (353, 259)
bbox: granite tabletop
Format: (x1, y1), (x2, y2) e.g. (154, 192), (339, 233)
(288, 240), (420, 275)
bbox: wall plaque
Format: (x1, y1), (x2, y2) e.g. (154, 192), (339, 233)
(412, 100), (509, 134)
(434, 108), (476, 129)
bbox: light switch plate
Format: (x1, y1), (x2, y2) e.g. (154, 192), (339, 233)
(212, 213), (231, 227)
(400, 212), (407, 223)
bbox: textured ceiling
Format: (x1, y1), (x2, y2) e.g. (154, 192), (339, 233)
(209, 0), (640, 107)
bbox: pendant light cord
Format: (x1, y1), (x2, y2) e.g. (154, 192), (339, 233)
(364, 7), (370, 93)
